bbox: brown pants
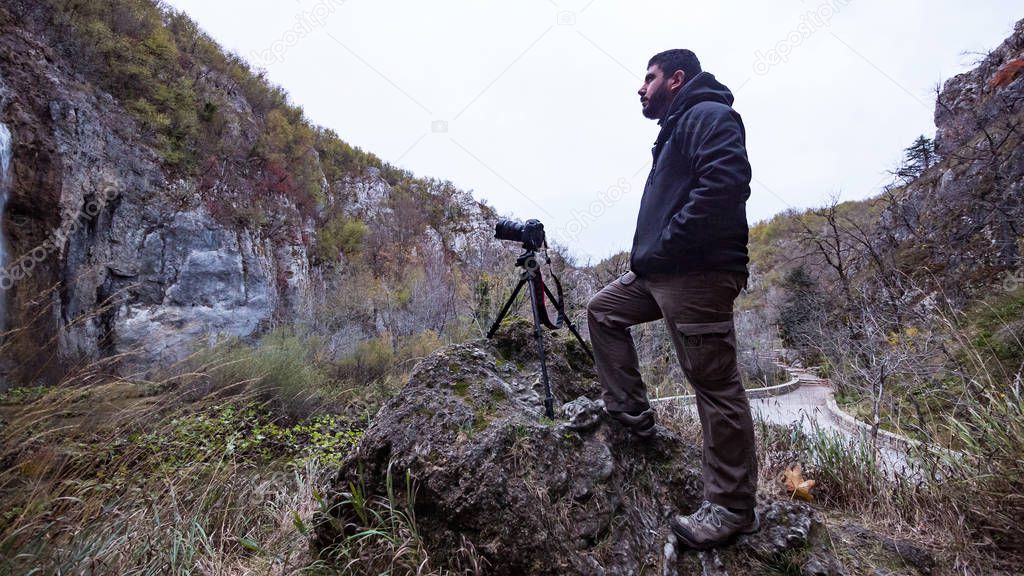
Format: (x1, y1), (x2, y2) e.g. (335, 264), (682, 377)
(587, 270), (757, 509)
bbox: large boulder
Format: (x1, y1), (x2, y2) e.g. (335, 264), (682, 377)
(313, 319), (819, 575)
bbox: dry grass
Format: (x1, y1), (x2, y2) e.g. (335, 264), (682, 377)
(0, 325), (456, 575)
(1, 351), (315, 574)
(661, 335), (1024, 574)
(316, 462), (486, 576)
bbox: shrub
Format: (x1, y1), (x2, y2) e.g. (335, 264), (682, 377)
(316, 215), (369, 262)
(348, 334), (395, 382)
(398, 329), (444, 362)
(194, 329), (329, 421)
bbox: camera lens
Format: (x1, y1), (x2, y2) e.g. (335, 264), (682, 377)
(494, 219), (525, 243)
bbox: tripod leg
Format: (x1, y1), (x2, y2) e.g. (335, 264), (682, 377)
(486, 277), (528, 339)
(527, 274), (555, 419)
(541, 282), (595, 361)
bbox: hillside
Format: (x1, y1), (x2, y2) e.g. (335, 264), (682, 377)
(0, 0), (518, 388)
(754, 18), (1023, 297)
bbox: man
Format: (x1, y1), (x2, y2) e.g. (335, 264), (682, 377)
(586, 49), (758, 549)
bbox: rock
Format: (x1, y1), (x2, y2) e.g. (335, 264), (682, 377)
(870, 17), (1024, 304)
(560, 395), (604, 433)
(934, 19), (1024, 157)
(0, 19), (310, 377)
(313, 322), (818, 575)
(740, 500), (814, 557)
(802, 555), (843, 576)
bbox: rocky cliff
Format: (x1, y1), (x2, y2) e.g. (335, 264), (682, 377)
(0, 19), (313, 381)
(905, 17), (1024, 291)
(0, 2), (501, 387)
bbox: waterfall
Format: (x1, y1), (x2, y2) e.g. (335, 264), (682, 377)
(0, 122), (10, 332)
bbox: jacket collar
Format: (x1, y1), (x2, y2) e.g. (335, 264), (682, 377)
(653, 71), (731, 145)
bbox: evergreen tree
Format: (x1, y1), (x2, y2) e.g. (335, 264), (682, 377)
(895, 135), (938, 183)
(777, 266), (823, 351)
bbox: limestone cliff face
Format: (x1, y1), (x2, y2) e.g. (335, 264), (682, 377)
(0, 10), (491, 383)
(934, 19), (1024, 157)
(891, 18), (1024, 295)
(0, 23), (294, 379)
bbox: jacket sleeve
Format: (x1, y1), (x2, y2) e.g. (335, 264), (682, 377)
(658, 103), (751, 254)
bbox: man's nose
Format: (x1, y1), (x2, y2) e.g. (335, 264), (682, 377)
(638, 86), (645, 97)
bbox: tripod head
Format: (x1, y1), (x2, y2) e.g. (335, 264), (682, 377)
(514, 249), (542, 272)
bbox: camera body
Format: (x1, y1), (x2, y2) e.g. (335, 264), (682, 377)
(494, 218), (546, 251)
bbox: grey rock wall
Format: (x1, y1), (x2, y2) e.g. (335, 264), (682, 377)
(0, 23), (310, 380)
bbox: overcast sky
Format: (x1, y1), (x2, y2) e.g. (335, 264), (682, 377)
(163, 0), (1020, 263)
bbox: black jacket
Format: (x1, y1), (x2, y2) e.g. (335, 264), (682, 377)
(630, 72), (751, 276)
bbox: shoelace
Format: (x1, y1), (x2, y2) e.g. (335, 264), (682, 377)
(691, 501), (723, 529)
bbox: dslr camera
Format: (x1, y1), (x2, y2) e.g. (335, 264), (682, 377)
(494, 218), (546, 251)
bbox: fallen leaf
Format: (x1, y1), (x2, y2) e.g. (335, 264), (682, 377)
(783, 464), (816, 502)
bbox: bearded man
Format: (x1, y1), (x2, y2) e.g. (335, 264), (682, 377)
(587, 48), (759, 549)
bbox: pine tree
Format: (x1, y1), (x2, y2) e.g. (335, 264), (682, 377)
(895, 135), (938, 183)
(777, 266), (823, 351)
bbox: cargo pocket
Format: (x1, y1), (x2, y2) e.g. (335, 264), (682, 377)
(676, 320), (737, 384)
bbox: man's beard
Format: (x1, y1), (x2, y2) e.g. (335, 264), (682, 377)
(642, 85), (672, 120)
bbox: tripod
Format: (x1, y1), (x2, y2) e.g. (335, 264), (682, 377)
(486, 248), (593, 418)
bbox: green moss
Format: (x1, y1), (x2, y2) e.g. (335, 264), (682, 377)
(489, 387), (506, 404)
(508, 422), (531, 441)
(471, 414), (491, 434)
(452, 380), (471, 398)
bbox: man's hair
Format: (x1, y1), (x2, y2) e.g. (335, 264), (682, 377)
(648, 49), (701, 82)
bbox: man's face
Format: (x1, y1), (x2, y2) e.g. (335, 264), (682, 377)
(638, 65), (683, 120)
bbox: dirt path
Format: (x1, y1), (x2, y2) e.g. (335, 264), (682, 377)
(655, 361), (917, 476)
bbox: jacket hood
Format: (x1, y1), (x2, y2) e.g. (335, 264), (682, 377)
(658, 71), (735, 128)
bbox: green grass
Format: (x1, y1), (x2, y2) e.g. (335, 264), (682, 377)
(964, 285), (1024, 376)
(0, 322), (435, 575)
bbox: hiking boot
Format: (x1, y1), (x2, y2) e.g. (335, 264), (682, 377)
(606, 407), (657, 438)
(670, 501), (760, 550)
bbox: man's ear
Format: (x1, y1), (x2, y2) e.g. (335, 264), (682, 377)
(669, 70), (686, 92)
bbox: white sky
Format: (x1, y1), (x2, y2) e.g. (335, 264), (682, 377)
(163, 0), (1021, 263)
